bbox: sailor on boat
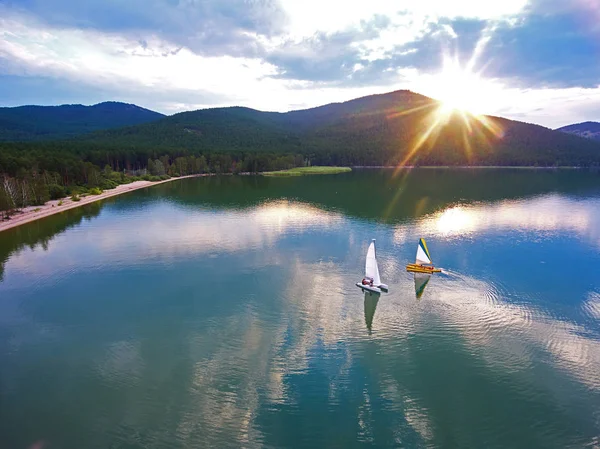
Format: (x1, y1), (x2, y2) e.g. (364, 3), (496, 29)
(356, 239), (389, 293)
(406, 238), (442, 273)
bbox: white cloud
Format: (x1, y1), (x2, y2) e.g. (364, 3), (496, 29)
(3, 201), (347, 278)
(1, 1), (600, 126)
(394, 194), (600, 247)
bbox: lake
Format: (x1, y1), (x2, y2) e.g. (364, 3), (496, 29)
(1, 169), (600, 449)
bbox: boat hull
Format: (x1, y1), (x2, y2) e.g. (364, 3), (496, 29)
(356, 283), (382, 294)
(406, 264), (441, 274)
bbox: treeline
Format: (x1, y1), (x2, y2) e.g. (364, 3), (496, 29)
(0, 102), (164, 141)
(0, 143), (306, 216)
(0, 165), (141, 217)
(63, 96), (600, 168)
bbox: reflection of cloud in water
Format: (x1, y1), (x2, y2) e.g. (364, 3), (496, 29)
(175, 257), (600, 445)
(178, 309), (272, 447)
(583, 292), (600, 320)
(96, 341), (144, 387)
(422, 273), (600, 391)
(6, 201), (346, 276)
(4, 194), (600, 445)
(175, 258), (353, 446)
(394, 195), (600, 245)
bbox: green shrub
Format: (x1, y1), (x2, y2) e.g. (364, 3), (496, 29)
(100, 179), (118, 190)
(48, 184), (66, 200)
(141, 174), (152, 181)
(71, 194), (81, 202)
(159, 175), (170, 181)
(33, 207), (41, 212)
(57, 200), (64, 206)
(109, 172), (123, 182)
(89, 187), (102, 195)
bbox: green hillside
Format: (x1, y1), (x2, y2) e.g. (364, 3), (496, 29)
(557, 121), (600, 141)
(73, 90), (600, 167)
(1, 90), (600, 202)
(0, 102), (164, 141)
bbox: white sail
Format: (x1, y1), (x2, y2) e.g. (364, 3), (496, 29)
(415, 238), (432, 265)
(365, 240), (381, 286)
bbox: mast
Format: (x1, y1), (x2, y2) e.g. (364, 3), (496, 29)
(415, 238), (432, 266)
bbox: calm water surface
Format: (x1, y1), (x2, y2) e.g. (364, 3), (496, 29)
(1, 169), (600, 448)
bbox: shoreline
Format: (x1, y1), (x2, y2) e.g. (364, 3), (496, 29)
(0, 174), (202, 233)
(262, 166), (352, 176)
(351, 166), (585, 169)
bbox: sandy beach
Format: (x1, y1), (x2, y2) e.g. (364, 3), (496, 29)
(0, 174), (202, 233)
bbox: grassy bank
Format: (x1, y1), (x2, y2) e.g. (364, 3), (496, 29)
(262, 166), (352, 177)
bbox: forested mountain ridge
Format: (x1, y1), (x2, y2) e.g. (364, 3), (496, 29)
(0, 102), (165, 141)
(75, 90), (600, 167)
(2, 90), (600, 214)
(556, 122), (600, 141)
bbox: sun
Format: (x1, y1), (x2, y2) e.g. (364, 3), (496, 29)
(430, 55), (489, 116)
(391, 50), (506, 170)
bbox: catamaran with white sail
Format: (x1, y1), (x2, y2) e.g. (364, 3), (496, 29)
(356, 239), (389, 294)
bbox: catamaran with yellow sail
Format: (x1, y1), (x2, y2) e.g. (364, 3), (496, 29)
(406, 238), (441, 273)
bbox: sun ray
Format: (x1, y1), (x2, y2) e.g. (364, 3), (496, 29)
(386, 102), (437, 120)
(462, 128), (473, 162)
(459, 110), (473, 134)
(395, 112), (443, 171)
(383, 168), (413, 220)
(473, 115), (504, 139)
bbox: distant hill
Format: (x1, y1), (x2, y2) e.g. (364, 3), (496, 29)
(556, 122), (600, 141)
(0, 102), (165, 141)
(77, 90), (600, 167)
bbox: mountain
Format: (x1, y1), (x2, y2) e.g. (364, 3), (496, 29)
(77, 90), (600, 167)
(556, 122), (600, 141)
(0, 102), (165, 141)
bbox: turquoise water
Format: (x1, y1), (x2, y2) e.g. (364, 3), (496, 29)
(1, 169), (600, 448)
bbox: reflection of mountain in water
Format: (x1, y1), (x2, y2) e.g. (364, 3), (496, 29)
(154, 169), (600, 225)
(0, 202), (102, 280)
(2, 169), (600, 279)
(364, 292), (379, 333)
(414, 273), (431, 299)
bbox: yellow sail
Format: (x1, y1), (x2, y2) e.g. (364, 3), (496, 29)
(407, 238), (441, 273)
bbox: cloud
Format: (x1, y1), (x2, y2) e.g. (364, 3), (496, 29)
(1, 0), (600, 126)
(3, 0), (287, 57)
(265, 15), (397, 85)
(0, 73), (237, 113)
(482, 5), (600, 89)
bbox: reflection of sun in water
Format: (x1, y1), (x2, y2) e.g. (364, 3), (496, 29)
(435, 206), (477, 235)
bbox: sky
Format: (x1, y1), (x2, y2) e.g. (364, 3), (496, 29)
(1, 0), (599, 128)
